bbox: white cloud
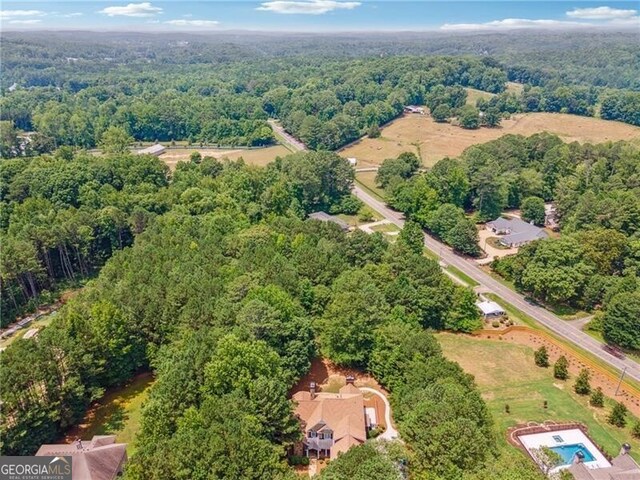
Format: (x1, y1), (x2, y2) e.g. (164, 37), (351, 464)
(0, 10), (45, 19)
(64, 13), (84, 18)
(8, 19), (43, 25)
(441, 18), (590, 31)
(165, 19), (220, 27)
(257, 0), (361, 15)
(566, 6), (637, 20)
(99, 2), (162, 17)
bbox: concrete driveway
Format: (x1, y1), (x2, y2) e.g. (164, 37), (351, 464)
(359, 387), (399, 440)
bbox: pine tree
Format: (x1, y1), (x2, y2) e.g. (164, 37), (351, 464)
(553, 356), (569, 380)
(574, 369), (591, 395)
(589, 387), (604, 407)
(608, 401), (628, 427)
(534, 346), (549, 367)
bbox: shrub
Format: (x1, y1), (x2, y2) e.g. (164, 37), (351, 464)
(589, 387), (604, 407)
(608, 401), (628, 427)
(534, 346), (549, 367)
(367, 426), (383, 439)
(288, 455), (310, 466)
(632, 421), (640, 439)
(574, 369), (591, 395)
(367, 124), (381, 138)
(492, 321), (500, 328)
(553, 356), (569, 380)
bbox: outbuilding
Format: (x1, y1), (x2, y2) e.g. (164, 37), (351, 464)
(136, 144), (166, 156)
(476, 300), (506, 318)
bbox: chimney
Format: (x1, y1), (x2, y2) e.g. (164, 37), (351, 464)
(346, 375), (355, 385)
(309, 382), (316, 399)
(620, 443), (631, 456)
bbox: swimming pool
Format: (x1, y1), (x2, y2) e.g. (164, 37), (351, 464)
(550, 443), (596, 465)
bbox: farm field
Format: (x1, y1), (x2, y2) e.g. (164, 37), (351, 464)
(437, 333), (640, 463)
(160, 145), (292, 170)
(339, 112), (640, 168)
(60, 373), (154, 455)
(355, 171), (386, 200)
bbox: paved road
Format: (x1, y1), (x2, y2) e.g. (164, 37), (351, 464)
(273, 121), (640, 384)
(353, 184), (640, 384)
(267, 119), (307, 152)
(359, 387), (399, 440)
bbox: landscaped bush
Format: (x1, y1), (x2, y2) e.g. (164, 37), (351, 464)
(492, 320), (500, 328)
(289, 455), (310, 466)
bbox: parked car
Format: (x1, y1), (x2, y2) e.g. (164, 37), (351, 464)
(603, 344), (626, 359)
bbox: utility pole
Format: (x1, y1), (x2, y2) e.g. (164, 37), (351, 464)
(614, 367), (627, 396)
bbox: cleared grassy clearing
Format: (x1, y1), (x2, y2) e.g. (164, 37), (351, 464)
(355, 171), (386, 202)
(161, 145), (292, 170)
(438, 333), (640, 462)
(61, 373), (154, 455)
(340, 113), (640, 168)
(465, 87), (496, 106)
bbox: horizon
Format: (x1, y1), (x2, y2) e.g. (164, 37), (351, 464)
(1, 1), (639, 32)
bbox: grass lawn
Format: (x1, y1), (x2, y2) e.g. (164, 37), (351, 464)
(545, 303), (591, 321)
(445, 265), (480, 287)
(437, 333), (640, 463)
(62, 372), (154, 455)
(465, 87), (496, 106)
(370, 223), (400, 234)
(335, 207), (382, 227)
(355, 172), (386, 202)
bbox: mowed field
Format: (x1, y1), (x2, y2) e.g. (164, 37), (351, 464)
(340, 112), (640, 168)
(160, 145), (292, 170)
(437, 333), (640, 462)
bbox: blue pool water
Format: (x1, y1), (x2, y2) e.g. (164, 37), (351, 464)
(549, 443), (596, 465)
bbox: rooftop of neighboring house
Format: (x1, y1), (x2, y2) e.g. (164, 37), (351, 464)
(293, 380), (366, 459)
(568, 446), (640, 480)
(308, 211), (351, 231)
(487, 216), (548, 244)
(36, 435), (127, 480)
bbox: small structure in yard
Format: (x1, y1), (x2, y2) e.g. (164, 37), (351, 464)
(486, 217), (547, 248)
(476, 300), (505, 319)
(136, 143), (166, 156)
(36, 435), (127, 480)
(292, 377), (367, 460)
(22, 328), (39, 340)
(404, 105), (425, 114)
(308, 212), (351, 232)
(347, 157), (357, 166)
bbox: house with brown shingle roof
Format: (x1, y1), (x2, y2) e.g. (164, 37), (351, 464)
(36, 435), (127, 480)
(293, 377), (367, 459)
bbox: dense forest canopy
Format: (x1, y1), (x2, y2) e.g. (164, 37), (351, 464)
(1, 30), (639, 157)
(0, 149), (548, 479)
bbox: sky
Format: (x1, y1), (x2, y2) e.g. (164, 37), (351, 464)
(1, 1), (639, 32)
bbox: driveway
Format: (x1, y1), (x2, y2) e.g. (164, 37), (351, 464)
(477, 227), (518, 263)
(359, 387), (399, 440)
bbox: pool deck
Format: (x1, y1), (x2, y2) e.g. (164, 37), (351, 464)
(519, 428), (611, 473)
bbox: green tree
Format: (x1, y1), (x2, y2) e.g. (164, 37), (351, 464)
(534, 346), (549, 367)
(608, 401), (628, 427)
(319, 442), (403, 480)
(573, 368), (591, 395)
(447, 217), (480, 256)
(99, 126), (133, 155)
(631, 420), (640, 439)
(446, 287), (482, 332)
(521, 196), (546, 226)
(589, 387), (604, 407)
(367, 124), (381, 138)
(553, 355), (569, 380)
(431, 104), (451, 123)
(482, 107), (502, 127)
(603, 292), (640, 351)
(190, 151), (202, 164)
(459, 106), (480, 129)
(398, 220), (424, 255)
